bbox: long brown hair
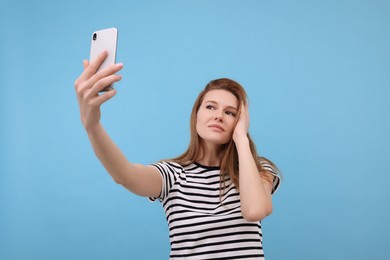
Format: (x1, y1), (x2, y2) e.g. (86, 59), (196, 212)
(170, 78), (278, 193)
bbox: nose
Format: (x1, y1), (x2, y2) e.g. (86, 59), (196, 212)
(214, 111), (223, 122)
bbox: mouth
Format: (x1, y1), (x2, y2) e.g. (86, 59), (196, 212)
(209, 124), (224, 132)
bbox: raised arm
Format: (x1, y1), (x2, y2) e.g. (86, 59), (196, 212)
(74, 51), (162, 198)
(233, 102), (274, 222)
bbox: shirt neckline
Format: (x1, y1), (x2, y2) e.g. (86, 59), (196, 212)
(194, 162), (220, 170)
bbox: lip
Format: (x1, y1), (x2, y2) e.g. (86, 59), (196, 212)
(209, 124), (224, 132)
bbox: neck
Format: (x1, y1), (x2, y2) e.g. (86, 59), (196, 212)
(197, 141), (224, 166)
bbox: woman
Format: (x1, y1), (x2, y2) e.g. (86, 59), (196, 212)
(74, 50), (281, 259)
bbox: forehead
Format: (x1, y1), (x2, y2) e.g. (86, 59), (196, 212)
(202, 89), (238, 108)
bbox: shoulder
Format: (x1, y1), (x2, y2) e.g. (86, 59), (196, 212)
(152, 161), (184, 174)
(259, 157), (282, 194)
(259, 157), (279, 174)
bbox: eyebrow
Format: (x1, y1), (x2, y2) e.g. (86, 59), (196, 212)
(204, 100), (238, 111)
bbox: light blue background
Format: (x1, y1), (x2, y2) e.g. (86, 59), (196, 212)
(1, 0), (389, 259)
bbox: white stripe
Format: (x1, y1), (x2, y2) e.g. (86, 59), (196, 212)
(149, 162), (279, 259)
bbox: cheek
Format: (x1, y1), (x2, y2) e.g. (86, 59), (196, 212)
(196, 110), (207, 124)
(195, 110), (210, 137)
(226, 118), (237, 132)
(195, 113), (203, 134)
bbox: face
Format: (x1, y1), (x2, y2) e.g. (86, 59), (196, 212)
(196, 89), (239, 146)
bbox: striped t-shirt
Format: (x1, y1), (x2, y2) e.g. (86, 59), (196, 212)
(149, 161), (280, 260)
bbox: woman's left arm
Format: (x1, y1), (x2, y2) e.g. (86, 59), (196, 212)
(233, 102), (273, 222)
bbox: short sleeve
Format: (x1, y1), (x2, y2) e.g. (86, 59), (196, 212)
(148, 161), (182, 202)
(260, 160), (281, 195)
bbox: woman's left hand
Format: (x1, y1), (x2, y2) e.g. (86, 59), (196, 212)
(233, 102), (250, 143)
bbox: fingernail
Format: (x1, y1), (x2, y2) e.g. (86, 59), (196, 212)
(116, 63), (123, 67)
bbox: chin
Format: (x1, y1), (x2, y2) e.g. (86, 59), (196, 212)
(202, 137), (231, 146)
(197, 130), (232, 146)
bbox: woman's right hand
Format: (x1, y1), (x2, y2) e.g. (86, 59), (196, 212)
(74, 50), (123, 131)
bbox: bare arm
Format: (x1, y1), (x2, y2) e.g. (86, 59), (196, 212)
(74, 51), (162, 198)
(85, 123), (162, 197)
(233, 103), (273, 222)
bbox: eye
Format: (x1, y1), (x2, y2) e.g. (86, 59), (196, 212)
(206, 105), (216, 110)
(225, 111), (236, 117)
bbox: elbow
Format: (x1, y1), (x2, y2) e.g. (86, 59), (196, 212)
(112, 176), (124, 185)
(242, 206), (273, 222)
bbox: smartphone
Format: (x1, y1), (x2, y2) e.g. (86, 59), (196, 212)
(89, 27), (118, 91)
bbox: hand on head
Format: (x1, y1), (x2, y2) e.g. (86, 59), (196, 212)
(233, 102), (250, 143)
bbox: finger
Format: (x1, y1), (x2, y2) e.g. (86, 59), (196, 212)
(78, 50), (108, 82)
(242, 101), (247, 110)
(89, 74), (122, 96)
(93, 89), (117, 107)
(74, 61), (90, 93)
(241, 102), (249, 117)
(77, 62), (123, 94)
(243, 102), (250, 126)
(243, 102), (249, 116)
(238, 102), (245, 119)
(87, 63), (123, 88)
(83, 60), (89, 70)
(76, 63), (123, 96)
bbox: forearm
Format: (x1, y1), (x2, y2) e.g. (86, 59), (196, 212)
(85, 123), (161, 197)
(236, 137), (272, 222)
(86, 123), (133, 184)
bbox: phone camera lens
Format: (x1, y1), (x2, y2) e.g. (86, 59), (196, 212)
(93, 33), (97, 41)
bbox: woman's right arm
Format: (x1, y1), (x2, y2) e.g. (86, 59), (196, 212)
(74, 51), (162, 198)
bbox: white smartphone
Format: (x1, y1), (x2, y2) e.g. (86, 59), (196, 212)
(89, 27), (118, 91)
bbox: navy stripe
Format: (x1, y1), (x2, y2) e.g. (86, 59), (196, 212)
(149, 161), (279, 259)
